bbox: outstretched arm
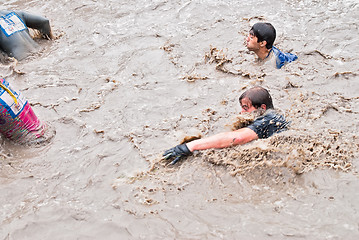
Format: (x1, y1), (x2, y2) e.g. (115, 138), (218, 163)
(163, 127), (258, 165)
(15, 11), (53, 39)
(186, 127), (258, 151)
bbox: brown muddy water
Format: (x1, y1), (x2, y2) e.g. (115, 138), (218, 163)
(1, 0), (359, 239)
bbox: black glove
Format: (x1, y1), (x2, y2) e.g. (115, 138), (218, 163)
(163, 143), (192, 165)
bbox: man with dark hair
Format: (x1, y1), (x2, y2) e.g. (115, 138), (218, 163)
(163, 86), (289, 164)
(239, 86), (274, 110)
(0, 10), (53, 60)
(246, 22), (297, 69)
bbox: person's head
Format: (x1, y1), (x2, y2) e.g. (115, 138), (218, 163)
(246, 22), (276, 50)
(239, 86), (274, 114)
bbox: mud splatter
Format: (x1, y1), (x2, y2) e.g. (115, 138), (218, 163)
(199, 131), (357, 177)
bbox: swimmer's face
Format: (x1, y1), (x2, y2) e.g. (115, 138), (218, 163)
(246, 31), (260, 51)
(240, 97), (257, 113)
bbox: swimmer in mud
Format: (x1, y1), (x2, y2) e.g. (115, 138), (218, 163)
(0, 78), (54, 145)
(163, 86), (289, 164)
(0, 10), (53, 60)
(246, 22), (297, 69)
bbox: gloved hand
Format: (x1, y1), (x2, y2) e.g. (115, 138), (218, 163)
(163, 143), (192, 165)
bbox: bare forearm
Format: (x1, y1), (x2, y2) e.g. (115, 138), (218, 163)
(186, 128), (258, 152)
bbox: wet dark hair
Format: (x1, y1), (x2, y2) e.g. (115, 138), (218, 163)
(239, 86), (274, 109)
(250, 22), (276, 49)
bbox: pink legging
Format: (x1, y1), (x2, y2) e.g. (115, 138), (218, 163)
(0, 78), (46, 144)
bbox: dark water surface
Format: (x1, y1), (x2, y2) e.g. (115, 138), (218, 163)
(1, 0), (359, 239)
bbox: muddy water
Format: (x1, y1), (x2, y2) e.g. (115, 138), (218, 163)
(1, 0), (359, 239)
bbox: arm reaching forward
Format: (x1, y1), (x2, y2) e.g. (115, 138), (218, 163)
(163, 127), (258, 165)
(186, 127), (258, 151)
(15, 11), (53, 39)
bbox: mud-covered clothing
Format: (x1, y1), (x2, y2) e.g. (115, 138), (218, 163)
(271, 46), (298, 69)
(262, 46), (298, 69)
(0, 78), (48, 144)
(0, 10), (52, 60)
(247, 110), (289, 139)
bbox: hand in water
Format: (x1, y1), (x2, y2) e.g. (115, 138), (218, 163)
(163, 143), (192, 165)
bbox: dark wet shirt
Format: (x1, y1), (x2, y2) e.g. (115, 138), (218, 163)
(0, 10), (51, 60)
(247, 110), (289, 139)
